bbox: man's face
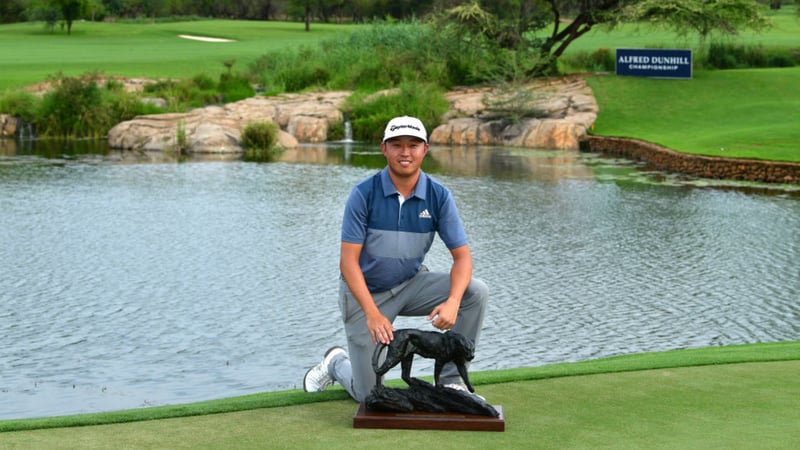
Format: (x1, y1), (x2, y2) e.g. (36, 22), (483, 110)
(381, 136), (428, 178)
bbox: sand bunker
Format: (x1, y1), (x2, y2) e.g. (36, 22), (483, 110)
(178, 34), (235, 43)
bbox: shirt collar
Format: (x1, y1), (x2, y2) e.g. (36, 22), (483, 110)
(380, 167), (428, 200)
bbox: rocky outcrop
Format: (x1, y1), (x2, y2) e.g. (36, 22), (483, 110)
(106, 78), (596, 154)
(431, 77), (597, 149)
(107, 91), (351, 153)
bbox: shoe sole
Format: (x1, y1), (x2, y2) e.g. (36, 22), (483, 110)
(303, 347), (346, 392)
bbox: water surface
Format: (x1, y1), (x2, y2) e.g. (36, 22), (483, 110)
(1, 142), (799, 419)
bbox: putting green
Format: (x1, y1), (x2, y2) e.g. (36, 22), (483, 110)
(2, 360), (797, 449)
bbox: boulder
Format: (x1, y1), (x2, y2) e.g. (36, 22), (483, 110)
(1, 114), (19, 138)
(431, 76), (597, 149)
(107, 91), (349, 154)
(104, 80), (595, 153)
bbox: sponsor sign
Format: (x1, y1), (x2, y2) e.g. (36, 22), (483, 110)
(616, 48), (693, 79)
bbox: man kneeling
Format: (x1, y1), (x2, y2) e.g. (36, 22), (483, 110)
(303, 116), (489, 402)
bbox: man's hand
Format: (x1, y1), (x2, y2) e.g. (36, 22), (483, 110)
(427, 298), (460, 330)
(366, 312), (394, 344)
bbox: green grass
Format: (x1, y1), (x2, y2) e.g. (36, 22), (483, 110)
(0, 20), (356, 91)
(561, 4), (800, 55)
(586, 67), (800, 162)
(1, 341), (798, 448)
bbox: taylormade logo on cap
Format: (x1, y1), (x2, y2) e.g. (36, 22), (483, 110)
(382, 116), (428, 143)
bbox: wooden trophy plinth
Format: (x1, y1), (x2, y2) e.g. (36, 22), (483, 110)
(353, 403), (505, 432)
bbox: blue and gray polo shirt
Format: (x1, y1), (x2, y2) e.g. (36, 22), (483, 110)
(341, 167), (468, 293)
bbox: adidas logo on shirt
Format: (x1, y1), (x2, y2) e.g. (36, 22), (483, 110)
(418, 209), (431, 219)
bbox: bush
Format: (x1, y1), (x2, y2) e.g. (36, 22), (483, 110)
(560, 48), (616, 73)
(705, 42), (797, 69)
(0, 90), (38, 122)
(37, 73), (110, 138)
(192, 73), (216, 91)
(240, 121), (282, 161)
(218, 72), (255, 103)
(248, 21), (527, 94)
(20, 72), (164, 139)
(143, 78), (219, 109)
(345, 81), (449, 144)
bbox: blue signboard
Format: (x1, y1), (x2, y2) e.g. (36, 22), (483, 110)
(616, 48), (693, 79)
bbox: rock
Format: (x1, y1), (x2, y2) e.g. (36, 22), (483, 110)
(106, 79), (595, 154)
(107, 91), (349, 154)
(1, 114), (19, 138)
(431, 76), (597, 149)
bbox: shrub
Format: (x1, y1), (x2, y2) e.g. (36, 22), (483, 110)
(240, 121), (282, 161)
(192, 73), (216, 91)
(24, 72), (167, 139)
(144, 78), (218, 109)
(560, 48), (616, 73)
(37, 73), (110, 138)
(705, 42), (796, 69)
(0, 90), (39, 123)
(218, 72), (255, 102)
(247, 21), (527, 94)
(345, 81), (449, 143)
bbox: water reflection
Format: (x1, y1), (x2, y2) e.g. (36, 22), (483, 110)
(1, 140), (799, 420)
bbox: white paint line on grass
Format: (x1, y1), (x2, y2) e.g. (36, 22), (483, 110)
(178, 34), (235, 43)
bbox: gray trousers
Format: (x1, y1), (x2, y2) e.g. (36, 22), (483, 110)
(332, 267), (489, 402)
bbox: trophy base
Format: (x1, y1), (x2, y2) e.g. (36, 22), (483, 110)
(353, 403), (504, 432)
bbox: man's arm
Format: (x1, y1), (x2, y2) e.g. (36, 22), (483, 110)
(427, 244), (473, 330)
(340, 241), (394, 344)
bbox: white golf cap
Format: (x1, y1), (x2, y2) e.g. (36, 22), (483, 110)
(382, 116), (427, 143)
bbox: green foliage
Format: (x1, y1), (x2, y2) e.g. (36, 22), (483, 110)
(560, 48), (617, 73)
(0, 90), (38, 122)
(249, 46), (331, 93)
(482, 83), (550, 124)
(14, 72), (162, 139)
(240, 121), (282, 162)
(628, 0), (772, 54)
(143, 77), (220, 109)
(248, 21), (531, 94)
(705, 42), (798, 69)
(175, 120), (187, 154)
(191, 73), (216, 91)
(142, 70), (254, 107)
(344, 81), (449, 144)
(217, 72), (255, 103)
(37, 72), (108, 138)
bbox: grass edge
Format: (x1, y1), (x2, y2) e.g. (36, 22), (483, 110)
(2, 340), (797, 432)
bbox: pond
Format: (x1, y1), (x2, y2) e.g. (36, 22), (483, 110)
(1, 140), (799, 420)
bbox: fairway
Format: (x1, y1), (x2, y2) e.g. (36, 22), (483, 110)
(0, 20), (356, 91)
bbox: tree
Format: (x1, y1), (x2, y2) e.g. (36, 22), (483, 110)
(0, 0), (27, 23)
(287, 0), (314, 30)
(440, 1), (771, 77)
(26, 0), (87, 34)
(54, 0), (85, 34)
(627, 0), (771, 52)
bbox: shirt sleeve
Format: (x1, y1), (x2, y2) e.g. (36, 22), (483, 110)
(436, 189), (468, 249)
(341, 186), (368, 244)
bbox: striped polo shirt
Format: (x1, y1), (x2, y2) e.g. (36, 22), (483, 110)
(341, 167), (468, 293)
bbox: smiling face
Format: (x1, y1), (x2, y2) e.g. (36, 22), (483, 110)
(381, 135), (429, 180)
